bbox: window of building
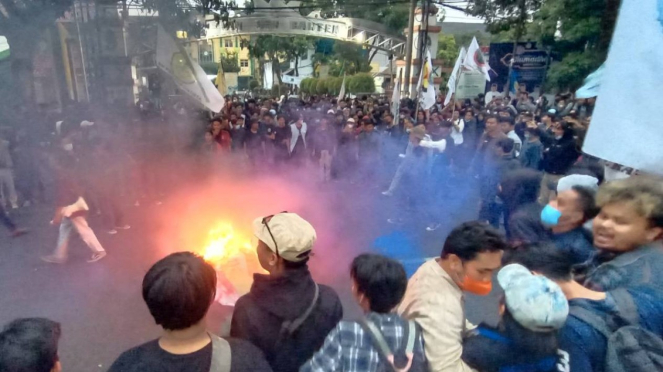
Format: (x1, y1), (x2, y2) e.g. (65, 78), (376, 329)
(240, 59), (249, 67)
(224, 39), (233, 48)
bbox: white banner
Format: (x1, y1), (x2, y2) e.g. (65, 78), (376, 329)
(583, 0), (663, 175)
(456, 71), (486, 100)
(263, 62), (274, 90)
(205, 16), (349, 41)
(156, 26), (224, 112)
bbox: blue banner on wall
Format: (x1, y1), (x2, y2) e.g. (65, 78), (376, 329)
(488, 42), (549, 94)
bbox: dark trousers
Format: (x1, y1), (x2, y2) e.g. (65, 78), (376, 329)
(0, 204), (16, 231)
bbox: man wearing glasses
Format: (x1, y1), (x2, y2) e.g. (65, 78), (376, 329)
(230, 212), (343, 372)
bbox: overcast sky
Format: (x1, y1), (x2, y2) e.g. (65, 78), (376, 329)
(437, 2), (483, 24)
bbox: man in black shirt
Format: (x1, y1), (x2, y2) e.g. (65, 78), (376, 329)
(273, 115), (292, 167)
(244, 119), (265, 168)
(108, 252), (272, 372)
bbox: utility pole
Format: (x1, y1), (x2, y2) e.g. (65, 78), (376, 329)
(506, 0), (527, 97)
(403, 0), (417, 97)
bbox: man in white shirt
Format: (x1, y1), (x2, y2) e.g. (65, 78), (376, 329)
(398, 222), (508, 372)
(498, 116), (522, 157)
(484, 84), (503, 106)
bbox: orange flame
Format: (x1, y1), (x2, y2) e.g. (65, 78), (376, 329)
(202, 222), (265, 306)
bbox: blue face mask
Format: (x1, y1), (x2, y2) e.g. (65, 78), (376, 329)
(540, 204), (562, 226)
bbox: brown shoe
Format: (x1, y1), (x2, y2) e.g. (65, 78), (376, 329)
(10, 228), (28, 238)
(87, 251), (107, 263)
(41, 255), (67, 264)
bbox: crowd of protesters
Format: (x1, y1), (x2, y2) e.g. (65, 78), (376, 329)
(2, 172), (662, 372)
(1, 85), (662, 371)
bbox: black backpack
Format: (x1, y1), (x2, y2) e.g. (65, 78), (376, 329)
(570, 288), (663, 372)
(360, 318), (426, 372)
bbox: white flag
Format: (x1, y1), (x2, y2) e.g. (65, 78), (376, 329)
(417, 49), (436, 110)
(445, 47), (466, 105)
(156, 26), (224, 112)
(391, 74), (401, 126)
(338, 74), (346, 101)
(463, 37), (491, 82)
(583, 0), (663, 175)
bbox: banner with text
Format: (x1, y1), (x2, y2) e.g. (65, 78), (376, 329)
(456, 71), (486, 100)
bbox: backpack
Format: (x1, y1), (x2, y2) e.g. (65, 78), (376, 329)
(475, 327), (569, 372)
(360, 318), (426, 372)
(570, 288), (663, 372)
(208, 333), (231, 372)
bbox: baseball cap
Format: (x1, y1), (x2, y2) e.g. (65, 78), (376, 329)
(497, 264), (569, 332)
(556, 174), (599, 193)
(327, 109), (335, 114)
(347, 118), (356, 124)
(252, 213), (316, 262)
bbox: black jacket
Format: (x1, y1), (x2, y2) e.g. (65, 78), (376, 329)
(462, 325), (564, 372)
(541, 134), (579, 175)
(230, 266), (343, 372)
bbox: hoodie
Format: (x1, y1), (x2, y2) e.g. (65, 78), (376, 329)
(230, 266), (342, 372)
(541, 131), (579, 175)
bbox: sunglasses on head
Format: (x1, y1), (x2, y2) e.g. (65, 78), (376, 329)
(262, 211), (288, 258)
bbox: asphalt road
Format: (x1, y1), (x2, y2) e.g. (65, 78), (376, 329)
(0, 174), (499, 372)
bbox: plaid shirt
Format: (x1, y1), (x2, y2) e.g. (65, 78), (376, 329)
(300, 312), (427, 372)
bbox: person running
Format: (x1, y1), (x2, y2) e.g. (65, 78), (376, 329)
(41, 136), (106, 264)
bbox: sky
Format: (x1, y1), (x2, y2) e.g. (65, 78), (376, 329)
(437, 2), (484, 24)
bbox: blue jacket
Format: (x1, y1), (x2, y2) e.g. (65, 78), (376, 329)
(584, 242), (663, 291)
(558, 286), (663, 372)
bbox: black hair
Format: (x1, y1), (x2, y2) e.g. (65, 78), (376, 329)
(524, 126), (541, 137)
(498, 116), (515, 126)
(499, 169), (542, 214)
(484, 114), (498, 122)
(142, 252), (217, 330)
(249, 118), (260, 126)
(276, 115), (286, 121)
(441, 221), (507, 261)
(439, 120), (453, 129)
(350, 254), (407, 313)
(283, 257), (310, 269)
(501, 308), (559, 357)
(0, 318), (61, 372)
(502, 242), (574, 281)
(496, 137), (515, 154)
(571, 185), (600, 221)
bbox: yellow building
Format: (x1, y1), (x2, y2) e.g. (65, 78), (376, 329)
(185, 35), (256, 91)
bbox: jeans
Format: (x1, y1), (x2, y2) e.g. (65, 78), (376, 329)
(52, 216), (105, 259)
(0, 168), (18, 207)
(0, 204), (16, 231)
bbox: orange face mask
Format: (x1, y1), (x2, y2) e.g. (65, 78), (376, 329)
(458, 275), (492, 296)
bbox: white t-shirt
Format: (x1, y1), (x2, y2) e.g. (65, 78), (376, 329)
(485, 91), (503, 105)
(507, 130), (522, 157)
(451, 119), (464, 145)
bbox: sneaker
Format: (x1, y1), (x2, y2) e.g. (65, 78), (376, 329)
(426, 223), (442, 232)
(87, 252), (107, 263)
(387, 218), (403, 225)
(11, 203), (18, 209)
(107, 229), (118, 235)
(381, 190), (393, 196)
(41, 255), (67, 264)
(10, 228), (28, 238)
(115, 224), (131, 230)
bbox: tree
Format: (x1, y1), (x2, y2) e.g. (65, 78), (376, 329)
(244, 35), (289, 85)
(466, 0), (620, 91)
(286, 36), (316, 76)
(0, 0), (73, 104)
(437, 34), (458, 66)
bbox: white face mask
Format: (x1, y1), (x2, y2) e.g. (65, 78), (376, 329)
(63, 143), (73, 151)
(555, 135), (563, 140)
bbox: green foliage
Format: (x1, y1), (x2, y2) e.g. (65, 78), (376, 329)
(326, 41), (373, 77)
(327, 77), (344, 95)
(437, 34), (458, 66)
(271, 84), (287, 97)
(221, 53), (240, 73)
(347, 73), (375, 94)
(467, 0), (620, 91)
(249, 79), (261, 90)
(300, 78), (314, 94)
(315, 79), (328, 95)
